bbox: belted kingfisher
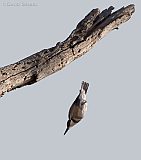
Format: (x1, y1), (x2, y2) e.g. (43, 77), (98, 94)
(64, 81), (89, 135)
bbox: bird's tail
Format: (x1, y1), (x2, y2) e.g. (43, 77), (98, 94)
(81, 81), (89, 94)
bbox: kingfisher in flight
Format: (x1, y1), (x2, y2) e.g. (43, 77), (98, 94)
(64, 81), (89, 135)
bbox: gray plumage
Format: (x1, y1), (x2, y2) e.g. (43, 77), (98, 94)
(64, 81), (89, 135)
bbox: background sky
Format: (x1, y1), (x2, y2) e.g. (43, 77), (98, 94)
(0, 0), (140, 160)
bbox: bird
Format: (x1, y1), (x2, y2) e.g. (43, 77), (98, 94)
(64, 81), (89, 135)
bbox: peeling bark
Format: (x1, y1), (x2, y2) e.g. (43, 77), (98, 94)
(0, 4), (135, 97)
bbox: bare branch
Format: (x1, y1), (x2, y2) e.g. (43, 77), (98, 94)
(0, 4), (135, 97)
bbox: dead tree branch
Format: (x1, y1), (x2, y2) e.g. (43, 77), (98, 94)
(0, 4), (135, 97)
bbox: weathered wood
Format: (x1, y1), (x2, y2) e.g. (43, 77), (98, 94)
(0, 4), (135, 97)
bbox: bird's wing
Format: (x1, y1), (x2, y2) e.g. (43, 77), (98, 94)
(68, 103), (84, 120)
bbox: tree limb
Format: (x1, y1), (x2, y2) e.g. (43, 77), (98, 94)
(0, 4), (135, 97)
